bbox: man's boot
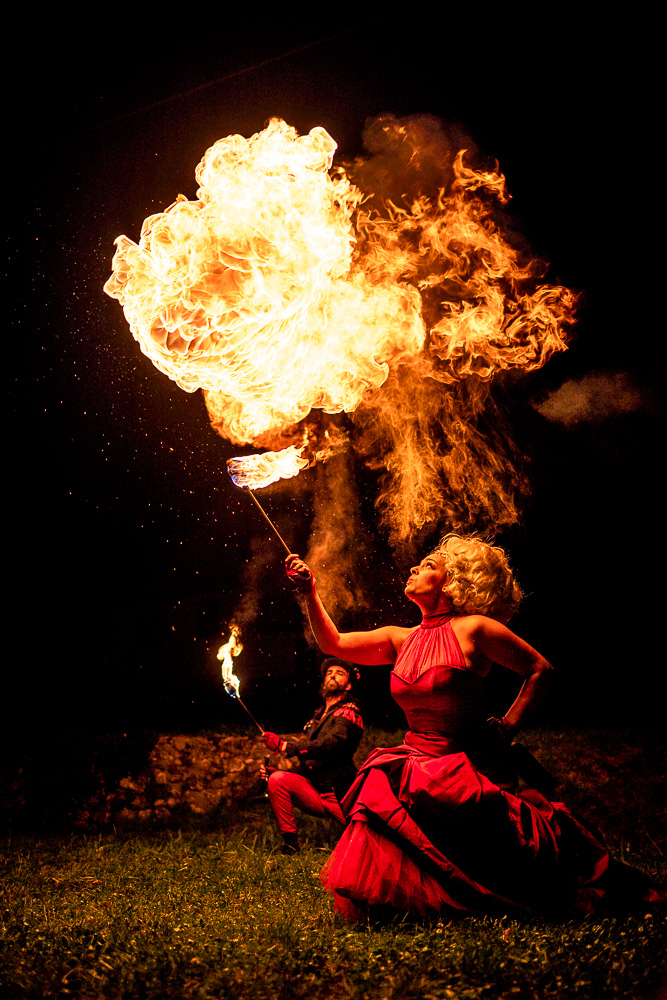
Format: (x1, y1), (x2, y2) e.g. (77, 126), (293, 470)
(280, 832), (300, 855)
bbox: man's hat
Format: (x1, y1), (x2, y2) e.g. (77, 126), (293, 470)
(320, 657), (361, 686)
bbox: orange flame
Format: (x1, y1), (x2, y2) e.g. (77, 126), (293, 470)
(216, 624), (243, 698)
(105, 116), (576, 539)
(104, 118), (424, 449)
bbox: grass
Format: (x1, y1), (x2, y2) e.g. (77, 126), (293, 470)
(1, 728), (666, 999)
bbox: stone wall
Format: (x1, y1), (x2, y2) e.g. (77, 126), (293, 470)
(1, 731), (300, 832)
(80, 733), (279, 828)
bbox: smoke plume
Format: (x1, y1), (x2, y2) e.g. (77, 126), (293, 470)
(231, 533), (279, 631)
(304, 451), (374, 625)
(535, 372), (644, 425)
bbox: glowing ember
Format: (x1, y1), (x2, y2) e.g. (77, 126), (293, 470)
(216, 624), (243, 698)
(227, 446), (308, 489)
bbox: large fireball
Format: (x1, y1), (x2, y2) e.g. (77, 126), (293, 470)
(104, 118), (425, 447)
(105, 115), (576, 547)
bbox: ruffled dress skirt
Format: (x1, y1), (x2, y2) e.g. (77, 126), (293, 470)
(321, 735), (664, 922)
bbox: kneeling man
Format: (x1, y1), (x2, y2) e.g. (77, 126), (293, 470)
(261, 658), (363, 853)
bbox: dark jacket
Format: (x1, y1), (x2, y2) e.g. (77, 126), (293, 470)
(283, 696), (363, 801)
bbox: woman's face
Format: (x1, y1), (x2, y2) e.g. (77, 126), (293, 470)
(405, 553), (448, 601)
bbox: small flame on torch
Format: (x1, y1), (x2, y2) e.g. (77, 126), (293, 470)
(217, 623), (243, 697)
(226, 446), (308, 489)
(216, 624), (264, 733)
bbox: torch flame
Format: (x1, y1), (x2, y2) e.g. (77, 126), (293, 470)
(216, 624), (243, 698)
(227, 445), (308, 489)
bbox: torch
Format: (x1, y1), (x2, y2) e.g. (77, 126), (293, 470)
(217, 625), (265, 734)
(226, 448), (307, 556)
(242, 488), (292, 556)
(226, 452), (314, 588)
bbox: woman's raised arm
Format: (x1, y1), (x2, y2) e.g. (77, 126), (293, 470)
(285, 554), (408, 666)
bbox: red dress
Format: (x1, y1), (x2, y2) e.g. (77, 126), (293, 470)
(321, 611), (664, 921)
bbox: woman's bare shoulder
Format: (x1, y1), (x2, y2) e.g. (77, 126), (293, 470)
(455, 614), (508, 636)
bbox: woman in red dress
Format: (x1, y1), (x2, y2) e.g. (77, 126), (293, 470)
(286, 534), (664, 921)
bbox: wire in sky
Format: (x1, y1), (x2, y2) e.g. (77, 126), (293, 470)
(71, 28), (362, 137)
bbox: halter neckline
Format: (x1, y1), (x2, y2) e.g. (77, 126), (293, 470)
(420, 610), (455, 629)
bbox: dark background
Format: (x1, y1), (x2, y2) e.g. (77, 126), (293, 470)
(9, 15), (664, 737)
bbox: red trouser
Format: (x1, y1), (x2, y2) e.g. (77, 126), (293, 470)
(267, 769), (345, 834)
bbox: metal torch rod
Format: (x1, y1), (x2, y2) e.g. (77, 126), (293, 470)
(244, 487), (292, 555)
(236, 696), (265, 735)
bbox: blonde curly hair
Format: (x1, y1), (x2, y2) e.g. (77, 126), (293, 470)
(433, 534), (523, 623)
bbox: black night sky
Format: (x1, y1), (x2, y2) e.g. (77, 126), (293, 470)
(9, 16), (664, 738)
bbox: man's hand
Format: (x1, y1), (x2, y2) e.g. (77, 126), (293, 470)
(262, 732), (287, 753)
(285, 554), (315, 594)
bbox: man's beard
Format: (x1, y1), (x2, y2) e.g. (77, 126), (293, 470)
(321, 678), (347, 699)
